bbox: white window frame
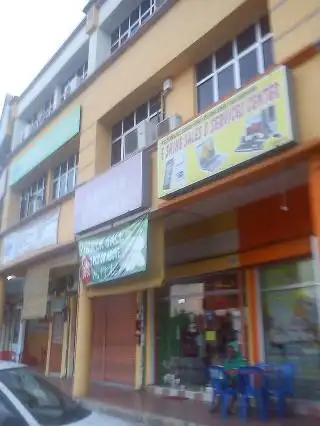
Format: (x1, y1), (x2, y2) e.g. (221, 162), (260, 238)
(196, 19), (273, 111)
(111, 95), (161, 166)
(52, 154), (78, 201)
(20, 176), (46, 220)
(111, 0), (157, 53)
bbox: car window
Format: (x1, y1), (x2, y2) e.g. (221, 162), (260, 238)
(0, 368), (90, 426)
(0, 391), (28, 425)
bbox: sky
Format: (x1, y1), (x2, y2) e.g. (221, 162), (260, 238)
(0, 0), (87, 112)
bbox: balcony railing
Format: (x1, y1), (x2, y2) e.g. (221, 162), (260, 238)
(19, 72), (87, 146)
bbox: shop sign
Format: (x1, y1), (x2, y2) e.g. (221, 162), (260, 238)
(78, 215), (148, 285)
(1, 207), (60, 264)
(9, 106), (81, 186)
(157, 65), (296, 198)
(74, 151), (151, 234)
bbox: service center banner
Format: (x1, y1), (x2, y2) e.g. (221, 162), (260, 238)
(78, 215), (148, 285)
(157, 65), (295, 198)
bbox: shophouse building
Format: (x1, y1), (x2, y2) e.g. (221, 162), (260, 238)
(0, 0), (319, 414)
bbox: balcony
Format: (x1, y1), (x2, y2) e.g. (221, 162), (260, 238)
(21, 104), (55, 144)
(19, 71), (87, 147)
(61, 72), (87, 104)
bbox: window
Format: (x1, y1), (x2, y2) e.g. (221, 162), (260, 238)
(0, 391), (27, 425)
(111, 94), (161, 166)
(20, 176), (46, 220)
(260, 258), (320, 400)
(110, 0), (158, 53)
(195, 16), (273, 113)
(52, 154), (78, 201)
(0, 367), (90, 425)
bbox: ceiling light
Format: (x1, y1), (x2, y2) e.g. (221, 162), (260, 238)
(178, 298), (186, 304)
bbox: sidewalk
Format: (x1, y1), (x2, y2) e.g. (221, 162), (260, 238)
(52, 379), (320, 426)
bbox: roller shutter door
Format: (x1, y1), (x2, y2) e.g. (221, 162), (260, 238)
(91, 293), (136, 386)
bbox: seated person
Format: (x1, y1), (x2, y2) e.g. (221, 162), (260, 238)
(211, 341), (248, 413)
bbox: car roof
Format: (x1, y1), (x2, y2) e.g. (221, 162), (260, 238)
(0, 361), (26, 371)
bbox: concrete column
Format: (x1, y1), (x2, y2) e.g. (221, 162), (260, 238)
(145, 288), (155, 385)
(77, 121), (111, 185)
(72, 284), (92, 398)
(45, 322), (53, 376)
(11, 118), (26, 150)
(67, 295), (77, 377)
(87, 28), (111, 76)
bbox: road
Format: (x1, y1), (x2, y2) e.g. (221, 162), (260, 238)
(96, 413), (142, 425)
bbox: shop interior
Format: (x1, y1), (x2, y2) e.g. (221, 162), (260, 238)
(155, 271), (248, 390)
(1, 266), (77, 376)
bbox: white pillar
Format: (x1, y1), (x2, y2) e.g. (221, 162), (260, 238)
(87, 28), (111, 76)
(12, 118), (27, 150)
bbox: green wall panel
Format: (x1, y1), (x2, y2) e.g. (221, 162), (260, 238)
(9, 106), (81, 186)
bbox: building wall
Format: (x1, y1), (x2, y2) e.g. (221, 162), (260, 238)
(269, 0), (319, 63)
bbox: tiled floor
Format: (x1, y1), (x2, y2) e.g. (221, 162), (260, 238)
(52, 379), (320, 425)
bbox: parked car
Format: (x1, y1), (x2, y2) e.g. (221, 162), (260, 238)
(0, 362), (118, 425)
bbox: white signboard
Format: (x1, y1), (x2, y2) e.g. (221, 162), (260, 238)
(74, 151), (151, 234)
(1, 207), (60, 264)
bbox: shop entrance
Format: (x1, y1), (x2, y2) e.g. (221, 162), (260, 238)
(48, 311), (65, 375)
(155, 271), (247, 389)
(22, 319), (49, 371)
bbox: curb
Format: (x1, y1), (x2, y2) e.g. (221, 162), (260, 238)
(79, 397), (208, 426)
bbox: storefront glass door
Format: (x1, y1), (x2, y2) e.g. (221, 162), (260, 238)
(155, 272), (246, 390)
(260, 258), (320, 400)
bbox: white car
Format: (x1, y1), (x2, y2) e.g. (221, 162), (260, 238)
(0, 361), (128, 425)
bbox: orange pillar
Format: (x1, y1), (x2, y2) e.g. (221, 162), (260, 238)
(309, 155), (320, 234)
(308, 155), (320, 281)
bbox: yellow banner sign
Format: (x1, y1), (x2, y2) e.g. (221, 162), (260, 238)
(157, 66), (295, 198)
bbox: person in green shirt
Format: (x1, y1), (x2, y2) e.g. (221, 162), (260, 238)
(224, 340), (248, 371)
(224, 341), (248, 414)
(211, 341), (248, 413)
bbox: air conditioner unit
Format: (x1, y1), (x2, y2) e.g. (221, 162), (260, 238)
(157, 114), (182, 138)
(123, 119), (157, 158)
(66, 275), (78, 293)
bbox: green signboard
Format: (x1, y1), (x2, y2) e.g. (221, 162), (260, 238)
(78, 215), (148, 285)
(9, 106), (81, 186)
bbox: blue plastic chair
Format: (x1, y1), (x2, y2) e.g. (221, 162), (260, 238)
(270, 363), (294, 419)
(208, 366), (225, 408)
(256, 362), (294, 419)
(208, 365), (238, 419)
(237, 366), (268, 421)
